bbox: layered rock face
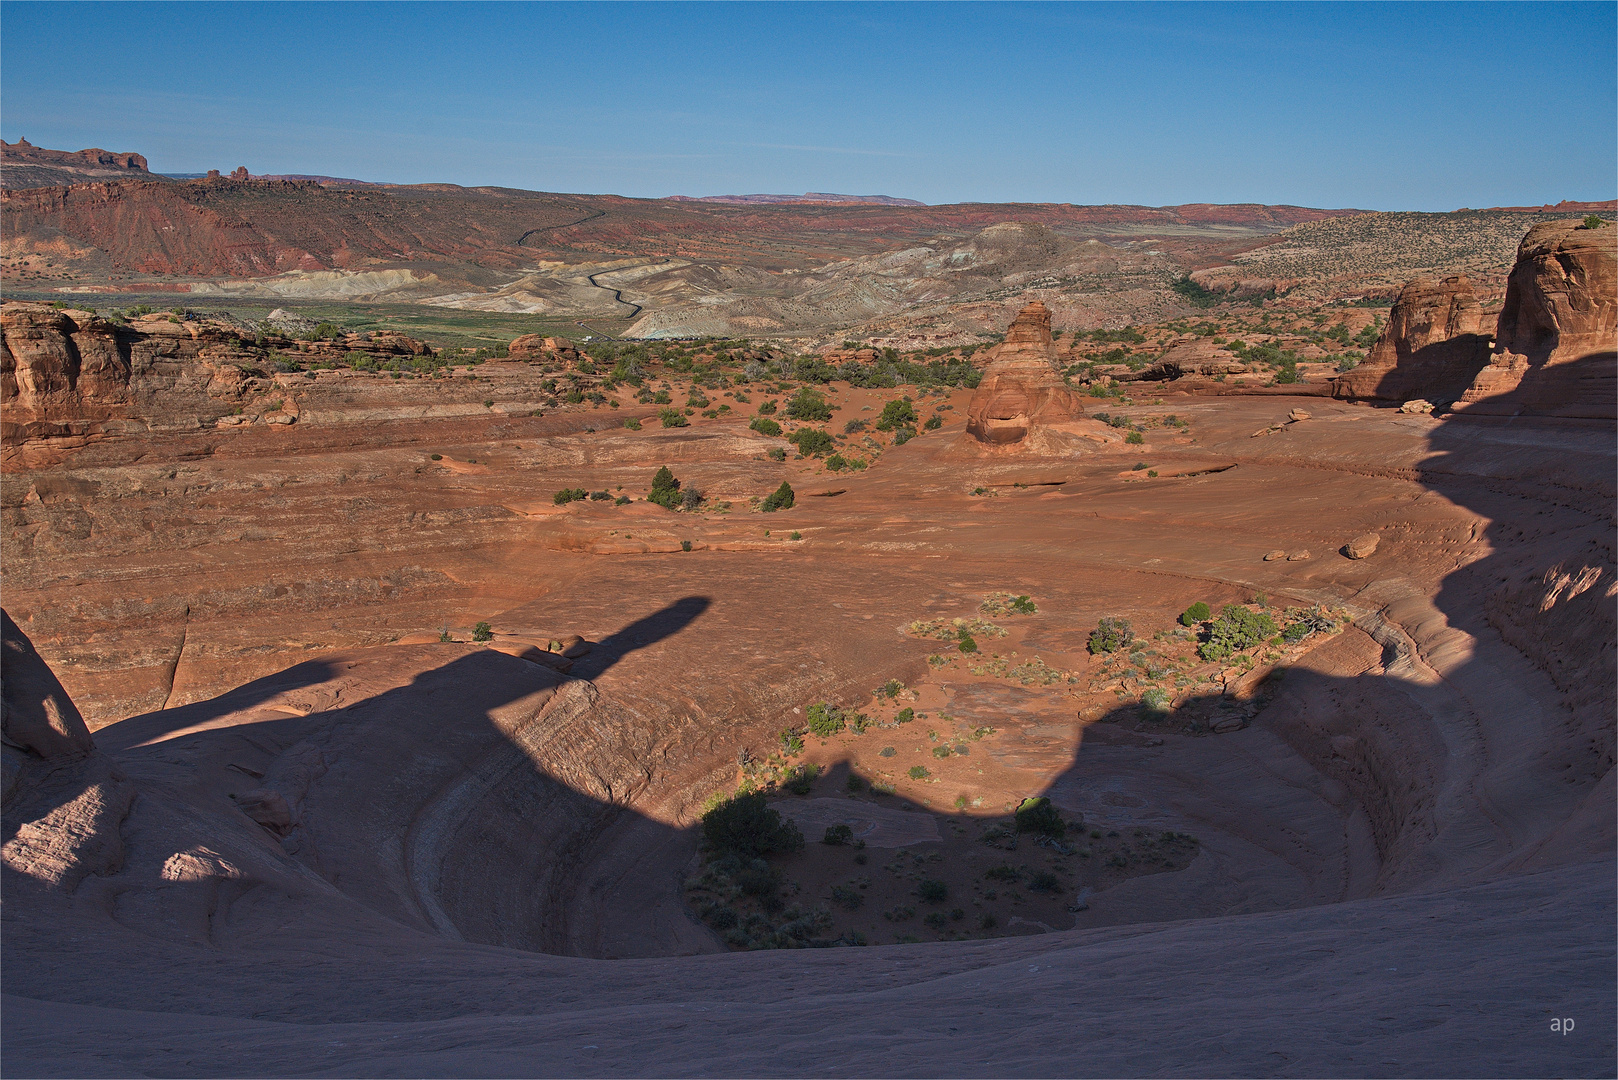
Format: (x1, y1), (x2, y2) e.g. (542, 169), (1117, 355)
(0, 304), (443, 465)
(1332, 275), (1493, 404)
(964, 301), (1084, 446)
(1457, 220), (1617, 417)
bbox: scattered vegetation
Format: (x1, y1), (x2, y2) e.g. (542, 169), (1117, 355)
(1088, 617), (1135, 654)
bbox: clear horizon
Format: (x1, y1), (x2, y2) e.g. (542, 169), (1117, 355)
(2, 1), (1614, 211)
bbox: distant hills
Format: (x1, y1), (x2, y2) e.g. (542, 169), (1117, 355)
(665, 192), (927, 206)
(0, 137), (160, 188)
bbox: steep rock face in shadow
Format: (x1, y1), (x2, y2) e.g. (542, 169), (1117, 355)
(2, 608), (95, 766)
(1332, 275), (1493, 404)
(1457, 219), (1617, 418)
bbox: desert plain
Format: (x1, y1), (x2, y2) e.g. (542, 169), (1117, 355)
(1, 143), (1615, 1077)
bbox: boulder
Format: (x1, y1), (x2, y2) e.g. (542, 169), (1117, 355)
(1400, 399), (1435, 415)
(1342, 533), (1380, 560)
(1119, 337), (1248, 383)
(1332, 275), (1492, 405)
(962, 301), (1086, 448)
(509, 334), (582, 364)
(1288, 408), (1312, 422)
(1455, 220), (1617, 418)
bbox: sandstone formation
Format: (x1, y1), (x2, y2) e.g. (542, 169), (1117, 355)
(1118, 337), (1250, 384)
(962, 301), (1095, 451)
(1, 382), (1612, 1075)
(0, 304), (441, 465)
(1342, 532), (1380, 559)
(1457, 219), (1618, 418)
(2, 608), (95, 765)
(508, 334), (583, 365)
(1332, 274), (1493, 404)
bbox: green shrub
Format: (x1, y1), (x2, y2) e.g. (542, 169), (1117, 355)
(702, 792), (804, 859)
(589, 490), (612, 501)
(825, 453), (847, 471)
(648, 466), (682, 509)
(786, 388), (833, 421)
(957, 633), (978, 654)
(766, 447), (787, 461)
(1140, 688), (1171, 716)
(659, 407), (689, 428)
(788, 428), (835, 457)
(750, 416), (783, 437)
(553, 488), (588, 505)
(924, 414), (942, 430)
(830, 884), (864, 910)
(1088, 617), (1134, 654)
(1027, 871), (1060, 892)
(1014, 796), (1065, 838)
(875, 398), (917, 431)
(1198, 605), (1279, 661)
(784, 763), (819, 795)
(706, 906), (738, 929)
(806, 702), (846, 737)
(908, 765), (931, 780)
(984, 864), (1020, 882)
(681, 539), (693, 552)
(846, 773), (864, 792)
(622, 417), (642, 430)
(760, 481), (795, 512)
(1179, 602), (1211, 626)
(823, 824), (853, 846)
(472, 621), (494, 642)
(931, 745), (951, 760)
(780, 729), (804, 755)
(1582, 215), (1605, 230)
(1125, 431), (1144, 445)
(917, 879), (947, 903)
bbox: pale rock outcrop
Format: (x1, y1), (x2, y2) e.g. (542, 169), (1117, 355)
(1456, 220), (1617, 418)
(1333, 275), (1492, 404)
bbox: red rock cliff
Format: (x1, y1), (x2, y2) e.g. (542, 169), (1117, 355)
(1333, 275), (1493, 404)
(1457, 219), (1617, 418)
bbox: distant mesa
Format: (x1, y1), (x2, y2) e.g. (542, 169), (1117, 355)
(664, 192), (926, 206)
(0, 137), (150, 173)
(1, 137), (159, 188)
(1465, 199), (1618, 214)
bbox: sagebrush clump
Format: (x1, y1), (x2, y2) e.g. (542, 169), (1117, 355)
(1198, 605), (1279, 661)
(1088, 617), (1134, 654)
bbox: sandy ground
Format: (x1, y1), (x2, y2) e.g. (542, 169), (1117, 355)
(3, 393), (1614, 1076)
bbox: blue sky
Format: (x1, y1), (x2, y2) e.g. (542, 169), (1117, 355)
(3, 1), (1613, 209)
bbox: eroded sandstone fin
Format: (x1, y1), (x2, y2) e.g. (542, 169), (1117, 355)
(963, 300), (1084, 448)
